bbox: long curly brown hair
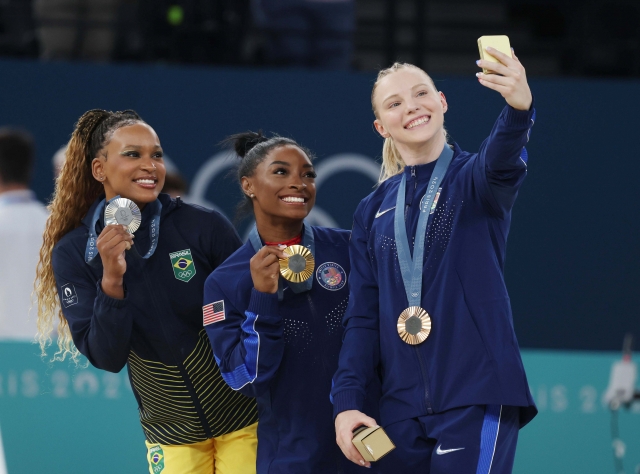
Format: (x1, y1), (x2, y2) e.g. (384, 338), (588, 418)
(35, 109), (143, 362)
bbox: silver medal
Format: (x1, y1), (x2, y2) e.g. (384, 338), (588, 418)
(104, 198), (141, 233)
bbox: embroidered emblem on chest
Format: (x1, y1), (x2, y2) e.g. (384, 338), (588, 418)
(316, 262), (347, 291)
(169, 249), (196, 282)
(419, 187), (443, 214)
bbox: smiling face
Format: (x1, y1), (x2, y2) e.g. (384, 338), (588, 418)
(372, 67), (448, 151)
(91, 123), (166, 209)
(241, 144), (316, 226)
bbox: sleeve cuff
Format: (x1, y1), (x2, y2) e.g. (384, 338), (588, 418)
(502, 97), (535, 128)
(95, 280), (127, 308)
(247, 288), (279, 316)
(332, 389), (365, 418)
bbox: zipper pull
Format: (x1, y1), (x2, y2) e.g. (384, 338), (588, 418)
(406, 166), (416, 206)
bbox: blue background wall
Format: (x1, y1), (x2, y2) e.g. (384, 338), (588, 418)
(1, 58), (638, 351)
(0, 59), (639, 473)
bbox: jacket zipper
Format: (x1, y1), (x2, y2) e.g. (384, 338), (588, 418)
(406, 165), (433, 414)
(415, 346), (433, 414)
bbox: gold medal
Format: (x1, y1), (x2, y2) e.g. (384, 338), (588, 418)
(279, 245), (314, 282)
(104, 198), (142, 234)
(397, 306), (431, 345)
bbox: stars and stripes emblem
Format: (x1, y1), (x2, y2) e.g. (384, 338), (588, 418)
(203, 300), (225, 326)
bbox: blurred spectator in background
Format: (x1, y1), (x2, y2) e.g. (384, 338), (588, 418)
(52, 145), (66, 178)
(163, 171), (188, 198)
(33, 0), (121, 61)
(120, 0), (252, 65)
(0, 0), (38, 57)
(0, 128), (48, 340)
(162, 155), (189, 198)
(253, 0), (355, 68)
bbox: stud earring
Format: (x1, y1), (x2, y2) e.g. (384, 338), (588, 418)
(249, 193), (255, 198)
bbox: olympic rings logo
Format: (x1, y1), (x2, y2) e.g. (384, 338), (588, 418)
(178, 270), (193, 278)
(187, 152), (380, 234)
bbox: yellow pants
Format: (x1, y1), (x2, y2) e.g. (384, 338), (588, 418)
(145, 422), (258, 474)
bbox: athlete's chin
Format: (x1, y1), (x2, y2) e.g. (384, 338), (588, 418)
(407, 130), (439, 145)
(275, 207), (312, 222)
(120, 189), (161, 208)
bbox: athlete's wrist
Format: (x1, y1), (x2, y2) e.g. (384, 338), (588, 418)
(101, 275), (124, 299)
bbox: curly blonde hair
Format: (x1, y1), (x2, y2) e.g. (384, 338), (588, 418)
(34, 109), (142, 362)
(371, 62), (447, 183)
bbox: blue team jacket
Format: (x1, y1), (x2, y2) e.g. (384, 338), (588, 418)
(52, 193), (258, 444)
(331, 104), (538, 428)
(204, 226), (378, 474)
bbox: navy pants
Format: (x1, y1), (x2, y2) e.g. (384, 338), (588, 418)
(377, 405), (519, 474)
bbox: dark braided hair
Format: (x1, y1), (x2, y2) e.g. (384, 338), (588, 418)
(223, 131), (315, 220)
(84, 109), (143, 163)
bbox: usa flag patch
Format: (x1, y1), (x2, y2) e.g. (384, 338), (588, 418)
(203, 300), (225, 326)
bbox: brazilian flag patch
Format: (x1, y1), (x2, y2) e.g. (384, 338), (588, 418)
(148, 444), (165, 473)
(169, 249), (196, 283)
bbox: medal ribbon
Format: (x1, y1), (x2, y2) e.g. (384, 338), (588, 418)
(248, 223), (315, 300)
(84, 195), (162, 265)
(394, 143), (454, 307)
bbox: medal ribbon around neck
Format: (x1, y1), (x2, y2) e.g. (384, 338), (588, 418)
(248, 223), (315, 301)
(394, 143), (454, 342)
(84, 195), (162, 265)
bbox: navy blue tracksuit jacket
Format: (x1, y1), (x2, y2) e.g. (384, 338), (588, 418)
(52, 194), (257, 444)
(204, 226), (378, 474)
(331, 105), (538, 428)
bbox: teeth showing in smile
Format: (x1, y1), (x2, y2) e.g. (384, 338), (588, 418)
(135, 179), (155, 184)
(406, 116), (430, 129)
(281, 197), (305, 203)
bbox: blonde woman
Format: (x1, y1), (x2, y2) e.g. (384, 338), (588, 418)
(35, 109), (258, 474)
(331, 49), (537, 472)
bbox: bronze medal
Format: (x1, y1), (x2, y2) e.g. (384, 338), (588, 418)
(397, 306), (431, 345)
(279, 244), (314, 283)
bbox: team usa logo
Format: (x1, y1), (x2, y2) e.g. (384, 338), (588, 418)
(419, 187), (443, 215)
(169, 249), (196, 282)
(316, 262), (347, 291)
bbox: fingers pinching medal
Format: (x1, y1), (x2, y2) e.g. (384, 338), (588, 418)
(279, 245), (314, 283)
(84, 195), (162, 265)
(104, 197), (141, 234)
(248, 224), (315, 301)
(394, 143), (454, 345)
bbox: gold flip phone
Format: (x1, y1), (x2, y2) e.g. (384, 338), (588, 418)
(477, 35), (511, 74)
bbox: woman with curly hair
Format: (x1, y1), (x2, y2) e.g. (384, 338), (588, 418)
(35, 109), (258, 474)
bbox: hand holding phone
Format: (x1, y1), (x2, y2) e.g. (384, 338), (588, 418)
(476, 35), (532, 111)
(477, 35), (512, 74)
